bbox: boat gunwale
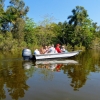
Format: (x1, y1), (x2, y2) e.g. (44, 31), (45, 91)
(34, 50), (80, 57)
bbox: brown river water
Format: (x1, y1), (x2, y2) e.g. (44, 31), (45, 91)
(0, 50), (100, 100)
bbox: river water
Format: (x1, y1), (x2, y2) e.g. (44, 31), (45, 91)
(0, 50), (100, 100)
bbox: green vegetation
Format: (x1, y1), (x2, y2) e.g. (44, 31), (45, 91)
(0, 0), (100, 52)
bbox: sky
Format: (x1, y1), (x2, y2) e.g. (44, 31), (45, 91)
(5, 0), (100, 25)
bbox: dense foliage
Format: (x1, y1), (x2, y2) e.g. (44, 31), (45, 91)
(0, 1), (100, 52)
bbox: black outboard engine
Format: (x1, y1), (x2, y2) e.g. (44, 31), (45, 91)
(22, 49), (32, 61)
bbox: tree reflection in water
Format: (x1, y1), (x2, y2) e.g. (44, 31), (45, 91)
(34, 50), (100, 91)
(22, 61), (37, 77)
(0, 50), (100, 99)
(34, 63), (56, 80)
(0, 60), (36, 100)
(62, 65), (87, 91)
(61, 50), (100, 91)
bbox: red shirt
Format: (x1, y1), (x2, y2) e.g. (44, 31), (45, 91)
(55, 47), (61, 53)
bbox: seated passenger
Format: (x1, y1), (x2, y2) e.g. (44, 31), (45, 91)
(47, 44), (57, 54)
(61, 46), (68, 53)
(44, 45), (49, 54)
(55, 44), (61, 53)
(39, 46), (45, 54)
(34, 49), (40, 55)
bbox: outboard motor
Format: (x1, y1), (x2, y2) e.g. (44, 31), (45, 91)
(22, 49), (32, 61)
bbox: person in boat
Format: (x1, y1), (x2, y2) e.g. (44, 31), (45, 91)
(55, 44), (61, 53)
(47, 44), (57, 54)
(34, 49), (40, 55)
(44, 45), (49, 54)
(61, 45), (68, 53)
(40, 45), (48, 54)
(39, 46), (44, 54)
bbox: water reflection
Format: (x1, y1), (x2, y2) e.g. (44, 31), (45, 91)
(0, 60), (30, 100)
(36, 60), (86, 91)
(22, 61), (33, 70)
(22, 61), (37, 78)
(0, 50), (100, 100)
(22, 57), (100, 92)
(22, 60), (79, 82)
(33, 60), (78, 71)
(62, 64), (87, 91)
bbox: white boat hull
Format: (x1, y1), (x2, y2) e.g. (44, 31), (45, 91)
(35, 51), (79, 60)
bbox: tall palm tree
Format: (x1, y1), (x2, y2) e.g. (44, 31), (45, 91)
(68, 6), (88, 27)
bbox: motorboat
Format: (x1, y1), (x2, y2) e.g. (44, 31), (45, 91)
(22, 49), (81, 61)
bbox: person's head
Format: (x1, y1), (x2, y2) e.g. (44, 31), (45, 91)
(42, 44), (45, 47)
(48, 45), (51, 48)
(45, 46), (48, 49)
(56, 44), (60, 47)
(51, 44), (54, 47)
(62, 46), (65, 48)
